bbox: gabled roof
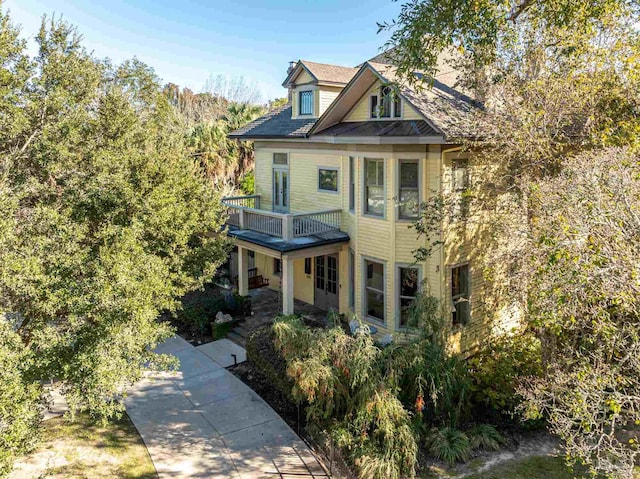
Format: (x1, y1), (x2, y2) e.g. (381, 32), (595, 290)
(282, 60), (358, 87)
(310, 61), (482, 141)
(228, 103), (315, 139)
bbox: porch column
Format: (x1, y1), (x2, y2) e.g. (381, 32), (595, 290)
(282, 255), (295, 315)
(237, 246), (249, 296)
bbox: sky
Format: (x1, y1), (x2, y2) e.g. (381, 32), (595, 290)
(4, 0), (403, 102)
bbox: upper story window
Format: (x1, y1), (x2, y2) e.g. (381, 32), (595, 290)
(364, 158), (385, 217)
(299, 90), (313, 115)
(370, 86), (402, 119)
(348, 156), (355, 212)
(451, 264), (471, 326)
(452, 158), (470, 219)
(398, 160), (420, 219)
(318, 167), (338, 192)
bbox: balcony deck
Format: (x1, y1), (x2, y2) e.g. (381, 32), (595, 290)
(222, 195), (349, 252)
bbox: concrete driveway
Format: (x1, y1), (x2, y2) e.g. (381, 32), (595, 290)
(125, 335), (328, 478)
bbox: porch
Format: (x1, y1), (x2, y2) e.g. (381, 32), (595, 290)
(222, 195), (350, 316)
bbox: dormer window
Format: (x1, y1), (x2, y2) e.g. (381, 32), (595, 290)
(299, 90), (313, 115)
(370, 86), (402, 119)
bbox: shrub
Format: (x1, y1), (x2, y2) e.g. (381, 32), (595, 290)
(272, 315), (417, 479)
(174, 296), (226, 336)
(467, 424), (504, 451)
(467, 331), (543, 423)
(425, 427), (472, 465)
(246, 323), (294, 398)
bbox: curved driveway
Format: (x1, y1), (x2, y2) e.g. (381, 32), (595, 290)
(125, 336), (328, 478)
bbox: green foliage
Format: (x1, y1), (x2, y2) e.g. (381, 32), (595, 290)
(246, 324), (294, 398)
(0, 8), (230, 464)
(272, 315), (417, 479)
(425, 427), (472, 465)
(239, 171), (255, 194)
(468, 331), (543, 422)
(0, 319), (43, 475)
(468, 424), (504, 452)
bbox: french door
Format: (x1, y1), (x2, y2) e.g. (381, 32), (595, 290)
(273, 168), (289, 213)
(314, 254), (339, 311)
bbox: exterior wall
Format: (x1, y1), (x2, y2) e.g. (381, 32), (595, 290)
(293, 68), (314, 85)
(252, 252), (314, 305)
(318, 86), (342, 116)
(249, 140), (513, 353)
(343, 80), (423, 122)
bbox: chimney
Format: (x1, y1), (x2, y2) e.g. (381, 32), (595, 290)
(287, 61), (297, 102)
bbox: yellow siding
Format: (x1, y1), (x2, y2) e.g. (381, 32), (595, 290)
(288, 151), (342, 213)
(403, 103), (424, 120)
(293, 68), (314, 86)
(318, 86), (342, 116)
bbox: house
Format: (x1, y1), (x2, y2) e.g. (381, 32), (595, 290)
(226, 52), (509, 352)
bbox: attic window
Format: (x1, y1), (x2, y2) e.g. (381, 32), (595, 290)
(299, 90), (313, 115)
(370, 86), (402, 119)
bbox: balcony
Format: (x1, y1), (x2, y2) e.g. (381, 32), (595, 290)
(222, 195), (348, 251)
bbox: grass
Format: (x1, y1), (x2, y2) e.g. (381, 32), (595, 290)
(465, 455), (640, 479)
(11, 412), (157, 479)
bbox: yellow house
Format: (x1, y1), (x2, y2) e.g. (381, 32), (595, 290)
(227, 54), (501, 351)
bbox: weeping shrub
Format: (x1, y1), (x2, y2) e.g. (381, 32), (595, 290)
(272, 315), (417, 479)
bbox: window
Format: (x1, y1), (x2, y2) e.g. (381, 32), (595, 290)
(304, 258), (312, 275)
(370, 87), (402, 119)
(348, 250), (355, 309)
(370, 95), (378, 118)
(299, 90), (313, 115)
(348, 157), (355, 212)
(399, 267), (419, 327)
(365, 158), (385, 216)
(451, 264), (470, 326)
(452, 159), (470, 218)
(273, 258), (282, 276)
(273, 153), (288, 165)
(365, 259), (385, 322)
(318, 168), (338, 192)
(399, 160), (419, 219)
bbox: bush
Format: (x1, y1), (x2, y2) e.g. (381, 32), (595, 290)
(467, 331), (543, 424)
(468, 424), (504, 451)
(174, 296), (226, 336)
(425, 427), (472, 465)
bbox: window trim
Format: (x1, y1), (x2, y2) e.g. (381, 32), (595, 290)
(396, 264), (422, 330)
(362, 157), (386, 219)
(348, 156), (355, 213)
(273, 152), (288, 166)
(450, 262), (471, 327)
(397, 159), (421, 221)
(298, 90), (314, 116)
(317, 166), (340, 194)
(451, 158), (470, 220)
(362, 256), (386, 325)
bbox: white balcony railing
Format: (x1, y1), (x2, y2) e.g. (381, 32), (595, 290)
(222, 195), (341, 241)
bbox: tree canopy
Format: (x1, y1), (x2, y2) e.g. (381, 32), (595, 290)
(0, 7), (230, 472)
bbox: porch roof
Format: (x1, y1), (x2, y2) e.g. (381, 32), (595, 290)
(227, 225), (349, 253)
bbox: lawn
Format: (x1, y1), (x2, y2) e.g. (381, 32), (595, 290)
(465, 455), (640, 479)
(9, 412), (157, 479)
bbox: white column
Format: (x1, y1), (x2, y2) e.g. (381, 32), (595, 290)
(282, 255), (295, 315)
(237, 246), (249, 296)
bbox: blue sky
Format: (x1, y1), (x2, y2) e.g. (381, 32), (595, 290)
(4, 0), (402, 102)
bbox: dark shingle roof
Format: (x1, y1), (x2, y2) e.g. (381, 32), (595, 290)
(228, 103), (316, 139)
(299, 60), (358, 85)
(314, 120), (439, 137)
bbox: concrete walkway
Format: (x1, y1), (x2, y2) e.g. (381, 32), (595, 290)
(125, 335), (328, 478)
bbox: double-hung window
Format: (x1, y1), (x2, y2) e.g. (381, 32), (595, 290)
(451, 264), (471, 325)
(399, 267), (419, 327)
(299, 90), (313, 115)
(365, 259), (385, 322)
(398, 160), (419, 219)
(365, 158), (385, 217)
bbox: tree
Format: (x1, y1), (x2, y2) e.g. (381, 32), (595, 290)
(0, 8), (229, 471)
(383, 0), (640, 476)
